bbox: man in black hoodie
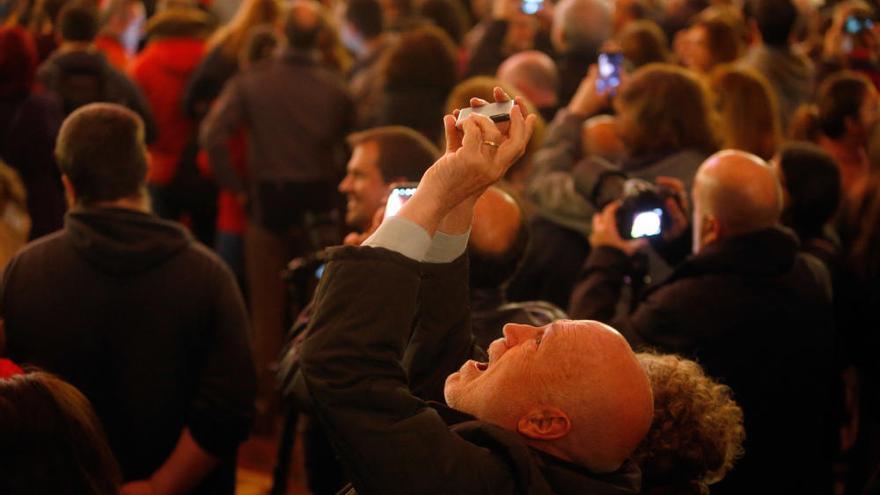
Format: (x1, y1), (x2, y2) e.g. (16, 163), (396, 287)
(37, 2), (157, 141)
(0, 103), (256, 495)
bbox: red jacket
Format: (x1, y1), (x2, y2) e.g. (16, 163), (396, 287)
(130, 37), (205, 185)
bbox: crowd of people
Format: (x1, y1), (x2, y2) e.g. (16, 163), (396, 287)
(0, 0), (879, 492)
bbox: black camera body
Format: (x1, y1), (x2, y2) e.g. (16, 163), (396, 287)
(615, 179), (673, 240)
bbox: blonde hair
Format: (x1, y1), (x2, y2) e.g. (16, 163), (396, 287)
(208, 0), (282, 60)
(710, 65), (781, 160)
(633, 352), (745, 494)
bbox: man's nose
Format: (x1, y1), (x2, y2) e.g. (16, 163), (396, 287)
(338, 176), (351, 193)
(502, 323), (541, 346)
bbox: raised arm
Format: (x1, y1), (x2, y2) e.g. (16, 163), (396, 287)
(299, 98), (534, 494)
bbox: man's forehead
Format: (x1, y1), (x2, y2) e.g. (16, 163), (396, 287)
(348, 142), (381, 171)
(546, 320), (621, 346)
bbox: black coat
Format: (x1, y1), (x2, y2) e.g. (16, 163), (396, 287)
(299, 246), (643, 495)
(569, 227), (836, 494)
(0, 93), (66, 239)
(1, 207), (256, 495)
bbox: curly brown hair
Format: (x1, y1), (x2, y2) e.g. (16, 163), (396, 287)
(633, 352), (745, 495)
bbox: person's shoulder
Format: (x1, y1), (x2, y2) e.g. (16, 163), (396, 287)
(4, 230), (70, 278)
(179, 240), (240, 285)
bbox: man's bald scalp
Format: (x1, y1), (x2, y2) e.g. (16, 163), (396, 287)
(696, 150), (783, 237)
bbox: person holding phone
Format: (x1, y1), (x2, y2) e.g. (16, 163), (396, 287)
(299, 90), (656, 495)
(570, 150), (835, 495)
(818, 1), (880, 88)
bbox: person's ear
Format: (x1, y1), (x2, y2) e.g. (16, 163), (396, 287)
(61, 175), (76, 208)
(700, 213), (721, 248)
(517, 406), (571, 440)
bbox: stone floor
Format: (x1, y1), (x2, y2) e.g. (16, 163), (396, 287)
(236, 430), (311, 495)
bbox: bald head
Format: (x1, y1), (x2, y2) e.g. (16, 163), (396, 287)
(545, 320), (655, 472)
(693, 150), (783, 251)
(581, 115), (626, 162)
(552, 0), (611, 54)
(444, 318), (654, 473)
(497, 51), (559, 109)
(471, 187), (522, 256)
(468, 187), (527, 290)
(285, 1), (321, 50)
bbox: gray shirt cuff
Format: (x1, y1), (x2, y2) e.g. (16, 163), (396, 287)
(364, 217), (471, 262)
(424, 229), (470, 263)
(364, 216), (433, 261)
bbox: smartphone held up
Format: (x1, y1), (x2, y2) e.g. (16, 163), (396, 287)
(455, 100), (515, 129)
(596, 52), (624, 96)
(384, 183), (419, 219)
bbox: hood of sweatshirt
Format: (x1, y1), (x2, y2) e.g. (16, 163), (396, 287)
(66, 207), (192, 276)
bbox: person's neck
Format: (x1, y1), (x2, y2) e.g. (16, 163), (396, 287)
(86, 195), (151, 213)
(59, 41), (94, 53)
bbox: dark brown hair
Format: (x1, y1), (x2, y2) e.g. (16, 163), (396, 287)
(618, 20), (670, 69)
(380, 25), (458, 91)
(710, 65), (781, 160)
(347, 126), (439, 182)
(0, 372), (121, 495)
(55, 103), (148, 204)
(693, 15), (741, 68)
(617, 63), (719, 156)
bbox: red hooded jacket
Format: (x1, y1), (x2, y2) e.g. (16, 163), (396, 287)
(129, 9), (212, 185)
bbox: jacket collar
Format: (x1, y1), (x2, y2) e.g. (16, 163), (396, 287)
(668, 227), (798, 283)
(428, 402), (643, 494)
(280, 47), (321, 65)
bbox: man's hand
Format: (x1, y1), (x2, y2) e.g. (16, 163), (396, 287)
(400, 88), (535, 235)
(568, 65), (610, 118)
(656, 176), (690, 242)
(492, 0), (520, 20)
(589, 201), (647, 256)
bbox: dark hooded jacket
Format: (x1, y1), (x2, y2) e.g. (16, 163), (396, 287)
(36, 48), (157, 142)
(1, 207), (256, 495)
(569, 227), (835, 494)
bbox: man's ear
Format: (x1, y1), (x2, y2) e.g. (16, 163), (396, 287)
(61, 175), (76, 208)
(517, 406), (571, 440)
(699, 213), (721, 248)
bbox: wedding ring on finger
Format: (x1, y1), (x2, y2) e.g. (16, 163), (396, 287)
(482, 140), (499, 148)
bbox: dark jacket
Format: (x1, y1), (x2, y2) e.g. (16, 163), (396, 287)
(36, 49), (157, 142)
(0, 92), (66, 239)
(182, 44), (238, 119)
(199, 49), (353, 195)
(299, 245), (643, 495)
(1, 207), (256, 495)
(569, 227), (835, 494)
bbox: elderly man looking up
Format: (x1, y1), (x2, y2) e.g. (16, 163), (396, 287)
(299, 92), (654, 494)
(570, 151), (835, 494)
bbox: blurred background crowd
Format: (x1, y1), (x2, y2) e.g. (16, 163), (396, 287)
(1, 0), (880, 492)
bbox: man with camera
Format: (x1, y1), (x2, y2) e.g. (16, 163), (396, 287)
(569, 150), (835, 494)
(298, 91), (655, 494)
